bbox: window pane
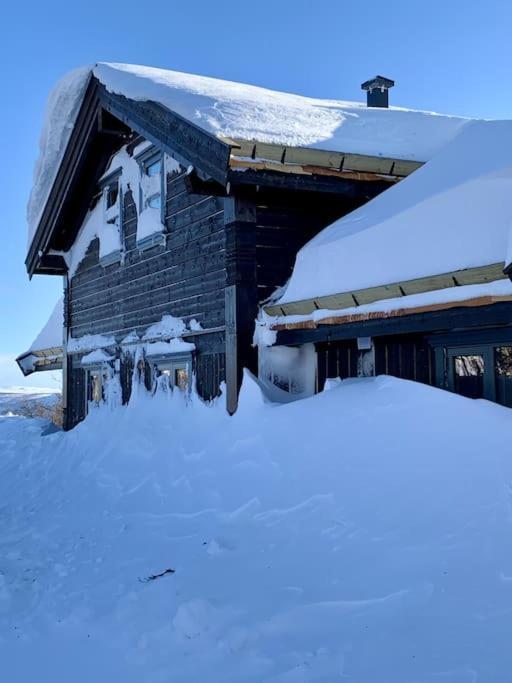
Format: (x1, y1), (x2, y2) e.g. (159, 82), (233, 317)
(91, 373), (102, 403)
(106, 182), (119, 209)
(495, 347), (512, 407)
(175, 368), (189, 390)
(453, 355), (484, 399)
(147, 193), (161, 209)
(145, 159), (161, 177)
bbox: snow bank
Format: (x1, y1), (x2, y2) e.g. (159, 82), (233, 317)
(28, 62), (471, 247)
(1, 376), (512, 681)
(280, 119), (512, 306)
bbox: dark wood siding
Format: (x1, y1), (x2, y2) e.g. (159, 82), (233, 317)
(67, 360), (86, 428)
(255, 196), (356, 302)
(374, 335), (435, 386)
(67, 164), (227, 425)
(316, 340), (359, 390)
(70, 169), (226, 338)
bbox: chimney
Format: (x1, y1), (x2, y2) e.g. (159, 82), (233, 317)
(361, 75), (395, 108)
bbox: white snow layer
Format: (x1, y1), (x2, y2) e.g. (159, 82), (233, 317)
(2, 374), (512, 681)
(27, 68), (91, 248)
(22, 297), (63, 355)
(81, 349), (115, 365)
(269, 278), (512, 329)
(27, 62), (471, 247)
(280, 120), (512, 306)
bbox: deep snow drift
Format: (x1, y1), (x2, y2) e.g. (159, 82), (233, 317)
(1, 376), (512, 682)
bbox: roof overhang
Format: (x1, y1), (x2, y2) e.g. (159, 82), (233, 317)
(274, 299), (512, 347)
(16, 347), (63, 377)
(26, 76), (233, 277)
(225, 138), (422, 179)
(265, 262), (508, 317)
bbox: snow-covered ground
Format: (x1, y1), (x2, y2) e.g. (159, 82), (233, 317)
(1, 376), (512, 682)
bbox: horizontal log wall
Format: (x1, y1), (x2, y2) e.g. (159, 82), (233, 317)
(70, 169), (226, 338)
(255, 196), (359, 302)
(67, 164), (227, 426)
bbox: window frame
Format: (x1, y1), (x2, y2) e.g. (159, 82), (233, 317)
(99, 166), (123, 266)
(149, 352), (193, 393)
(84, 366), (106, 408)
(135, 147), (165, 218)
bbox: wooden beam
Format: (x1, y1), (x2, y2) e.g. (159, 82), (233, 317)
(265, 262), (508, 317)
(229, 138), (423, 178)
(228, 167), (392, 198)
(275, 301), (512, 346)
(273, 294), (512, 331)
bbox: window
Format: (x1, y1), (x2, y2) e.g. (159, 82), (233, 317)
(103, 176), (121, 224)
(145, 158), (161, 177)
(444, 342), (512, 408)
(87, 369), (104, 405)
(453, 354), (485, 399)
(105, 182), (119, 211)
(495, 346), (512, 407)
(98, 170), (123, 264)
(146, 193), (162, 210)
(175, 368), (189, 391)
(151, 355), (192, 393)
(139, 152), (163, 213)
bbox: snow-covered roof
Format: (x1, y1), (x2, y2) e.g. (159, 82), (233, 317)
(278, 119), (512, 308)
(16, 298), (63, 375)
(28, 62), (471, 247)
(25, 298), (63, 353)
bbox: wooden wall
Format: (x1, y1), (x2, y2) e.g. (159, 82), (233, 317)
(65, 153), (370, 427)
(255, 195), (356, 302)
(66, 164), (227, 427)
(374, 335), (435, 386)
(316, 340), (359, 390)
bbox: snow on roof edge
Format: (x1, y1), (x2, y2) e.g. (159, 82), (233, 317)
(27, 62), (474, 253)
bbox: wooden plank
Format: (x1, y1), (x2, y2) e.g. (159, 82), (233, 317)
(392, 159), (423, 176)
(229, 140), (256, 158)
(228, 139), (422, 177)
(266, 262), (508, 317)
(284, 147), (343, 169)
(342, 153), (395, 175)
(273, 295), (512, 332)
(254, 143), (284, 162)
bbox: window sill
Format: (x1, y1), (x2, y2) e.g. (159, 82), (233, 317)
(137, 232), (166, 251)
(100, 250), (122, 267)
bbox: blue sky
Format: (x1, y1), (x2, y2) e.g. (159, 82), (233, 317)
(0, 0), (510, 387)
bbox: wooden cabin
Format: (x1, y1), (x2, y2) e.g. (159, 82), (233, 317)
(21, 63), (482, 427)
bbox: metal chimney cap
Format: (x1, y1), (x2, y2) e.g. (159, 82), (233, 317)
(361, 75), (395, 91)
